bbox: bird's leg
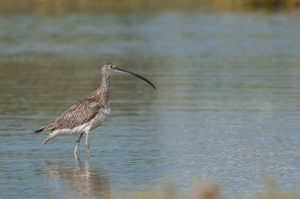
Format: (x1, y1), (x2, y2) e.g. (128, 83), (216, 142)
(74, 132), (84, 156)
(85, 130), (90, 154)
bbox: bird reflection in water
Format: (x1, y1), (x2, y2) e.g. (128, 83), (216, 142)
(43, 157), (110, 199)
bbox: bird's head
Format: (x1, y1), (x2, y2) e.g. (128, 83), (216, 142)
(101, 63), (156, 89)
(102, 63), (116, 74)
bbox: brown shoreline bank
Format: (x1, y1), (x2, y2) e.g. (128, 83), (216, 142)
(0, 0), (299, 14)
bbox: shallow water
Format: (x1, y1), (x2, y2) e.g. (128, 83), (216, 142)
(0, 12), (300, 198)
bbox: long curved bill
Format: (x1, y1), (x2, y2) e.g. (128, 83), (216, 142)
(114, 67), (156, 90)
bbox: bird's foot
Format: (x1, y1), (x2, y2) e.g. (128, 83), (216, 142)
(86, 144), (90, 154)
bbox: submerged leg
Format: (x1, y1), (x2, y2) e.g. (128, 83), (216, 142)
(74, 132), (84, 155)
(85, 130), (90, 154)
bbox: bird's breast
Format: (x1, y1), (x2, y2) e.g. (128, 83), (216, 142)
(90, 108), (110, 130)
(103, 108), (110, 114)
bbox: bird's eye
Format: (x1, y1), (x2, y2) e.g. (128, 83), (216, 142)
(110, 65), (113, 68)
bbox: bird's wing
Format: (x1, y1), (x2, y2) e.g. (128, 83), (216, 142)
(39, 97), (103, 131)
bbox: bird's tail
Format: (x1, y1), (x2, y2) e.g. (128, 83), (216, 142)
(42, 131), (59, 144)
(34, 126), (45, 133)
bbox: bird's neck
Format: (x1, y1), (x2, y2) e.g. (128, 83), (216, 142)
(98, 73), (111, 107)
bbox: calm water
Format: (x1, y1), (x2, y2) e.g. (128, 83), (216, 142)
(0, 11), (300, 199)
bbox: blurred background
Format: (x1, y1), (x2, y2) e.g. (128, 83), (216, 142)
(0, 1), (300, 199)
(0, 0), (300, 13)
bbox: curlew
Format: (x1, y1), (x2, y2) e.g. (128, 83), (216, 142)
(35, 63), (156, 155)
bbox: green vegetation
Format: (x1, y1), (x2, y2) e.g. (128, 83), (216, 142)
(0, 0), (299, 14)
(0, 0), (210, 14)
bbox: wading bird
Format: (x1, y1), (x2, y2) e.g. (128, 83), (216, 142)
(35, 63), (155, 155)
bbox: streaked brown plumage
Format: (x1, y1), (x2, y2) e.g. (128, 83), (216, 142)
(35, 63), (156, 156)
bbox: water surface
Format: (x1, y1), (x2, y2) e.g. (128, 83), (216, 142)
(0, 12), (300, 198)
